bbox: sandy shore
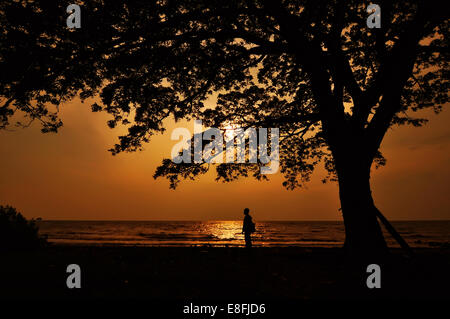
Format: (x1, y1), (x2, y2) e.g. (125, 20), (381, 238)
(1, 245), (449, 302)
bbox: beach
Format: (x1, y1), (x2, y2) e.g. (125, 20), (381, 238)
(1, 245), (449, 302)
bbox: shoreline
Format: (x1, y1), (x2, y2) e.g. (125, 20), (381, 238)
(44, 240), (345, 248)
(42, 239), (450, 249)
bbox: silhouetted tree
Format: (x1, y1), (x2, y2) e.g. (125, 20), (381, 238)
(0, 1), (448, 256)
(0, 205), (47, 251)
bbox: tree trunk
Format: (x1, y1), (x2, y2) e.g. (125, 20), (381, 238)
(336, 155), (389, 260)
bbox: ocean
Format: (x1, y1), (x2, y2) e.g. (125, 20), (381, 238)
(37, 220), (450, 248)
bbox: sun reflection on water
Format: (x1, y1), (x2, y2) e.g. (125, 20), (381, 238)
(197, 221), (247, 246)
(203, 221), (242, 239)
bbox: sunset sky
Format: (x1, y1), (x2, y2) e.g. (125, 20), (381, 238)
(0, 96), (448, 221)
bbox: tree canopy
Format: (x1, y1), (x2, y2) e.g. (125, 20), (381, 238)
(0, 0), (448, 189)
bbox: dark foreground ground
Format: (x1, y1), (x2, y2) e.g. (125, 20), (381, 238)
(0, 245), (449, 303)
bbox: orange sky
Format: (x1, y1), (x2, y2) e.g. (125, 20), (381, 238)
(0, 97), (449, 221)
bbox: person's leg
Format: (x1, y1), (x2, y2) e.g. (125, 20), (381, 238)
(245, 233), (252, 248)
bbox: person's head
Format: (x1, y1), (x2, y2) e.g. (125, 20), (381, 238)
(244, 208), (250, 215)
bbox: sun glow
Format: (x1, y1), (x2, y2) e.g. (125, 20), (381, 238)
(203, 221), (242, 241)
(221, 121), (241, 141)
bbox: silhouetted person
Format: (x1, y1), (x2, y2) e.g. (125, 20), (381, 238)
(241, 208), (255, 248)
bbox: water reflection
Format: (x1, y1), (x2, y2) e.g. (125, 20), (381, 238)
(201, 221), (243, 241)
